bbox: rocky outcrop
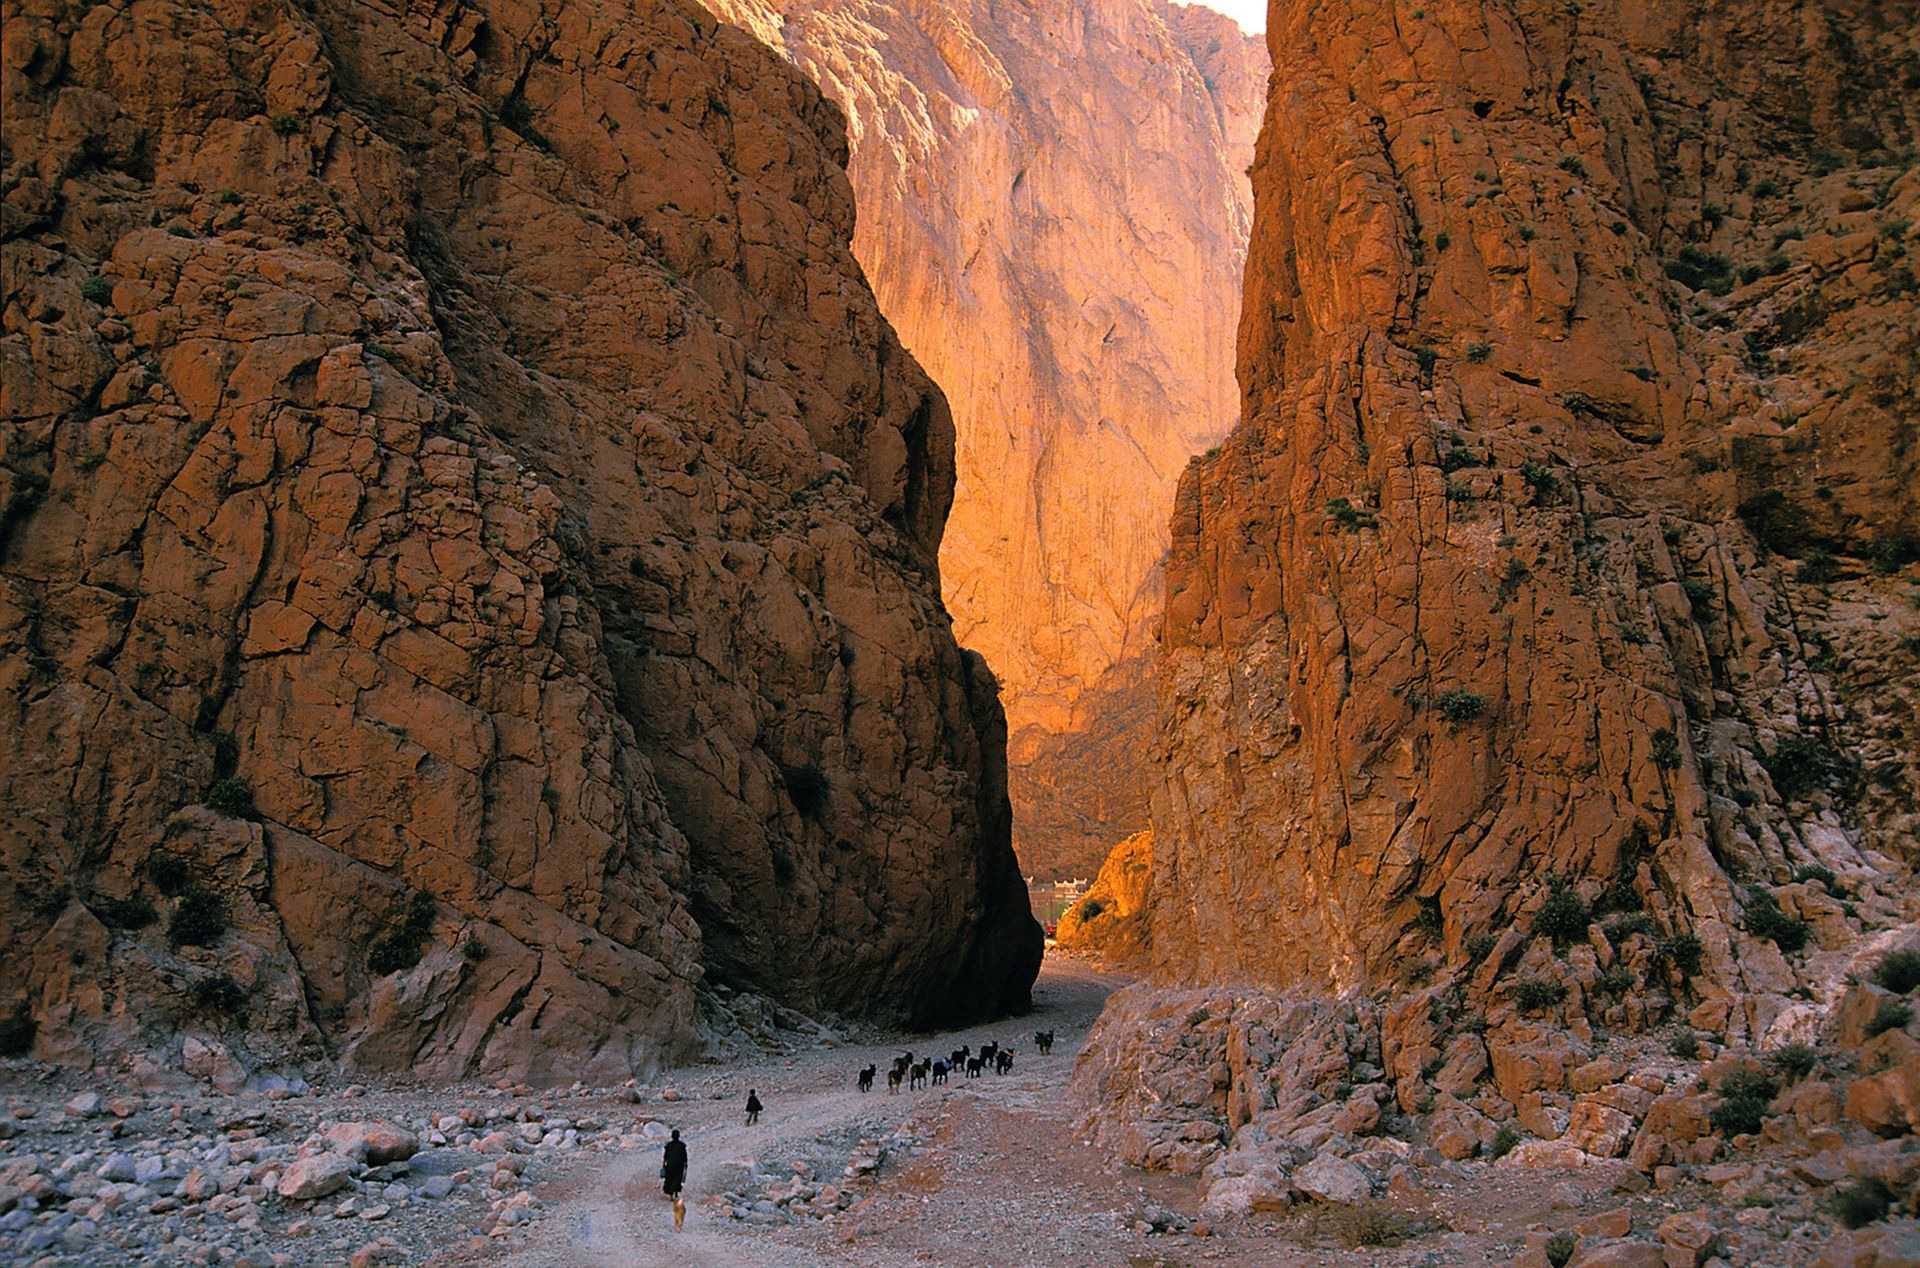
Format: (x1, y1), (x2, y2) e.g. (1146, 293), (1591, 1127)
(704, 0), (1268, 879)
(1, 0), (1037, 1084)
(1053, 828), (1151, 963)
(1149, 0), (1918, 1025)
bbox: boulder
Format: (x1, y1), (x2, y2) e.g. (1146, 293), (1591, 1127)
(325, 1121), (420, 1165)
(1291, 1153), (1370, 1205)
(277, 1153), (356, 1201)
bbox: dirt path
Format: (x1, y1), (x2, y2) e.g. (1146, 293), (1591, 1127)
(471, 958), (1132, 1268)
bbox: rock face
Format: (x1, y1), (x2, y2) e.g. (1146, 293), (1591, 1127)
(705, 0), (1269, 879)
(1052, 828), (1151, 963)
(1, 0), (1037, 1083)
(1148, 0), (1919, 1019)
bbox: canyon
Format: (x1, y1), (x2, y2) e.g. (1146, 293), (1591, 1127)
(710, 0), (1269, 880)
(0, 0), (1037, 1086)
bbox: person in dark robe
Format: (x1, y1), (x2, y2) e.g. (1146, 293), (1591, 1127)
(745, 1089), (763, 1125)
(661, 1128), (688, 1232)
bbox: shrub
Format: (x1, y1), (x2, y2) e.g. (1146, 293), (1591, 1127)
(1870, 949), (1920, 994)
(148, 855), (190, 896)
(1558, 154), (1586, 176)
(268, 111), (301, 136)
(0, 1010), (35, 1058)
(1445, 479), (1474, 503)
(462, 935), (490, 962)
(80, 274), (113, 304)
(1414, 345), (1439, 374)
(1766, 1044), (1819, 1081)
(1793, 863), (1838, 891)
(204, 777), (255, 820)
(1603, 913), (1655, 944)
(1440, 441), (1478, 472)
(1514, 978), (1567, 1012)
(1670, 1030), (1701, 1059)
(1434, 689), (1486, 726)
(498, 93), (552, 150)
(26, 883), (71, 918)
(1186, 1007), (1212, 1027)
(1546, 1230), (1577, 1268)
(1532, 881), (1590, 944)
(168, 887), (227, 947)
(1414, 894), (1444, 935)
(1741, 890), (1809, 953)
(1465, 341), (1492, 363)
(1795, 551), (1840, 584)
(368, 890), (439, 976)
(1829, 1180), (1893, 1229)
(93, 894), (156, 930)
(1077, 897), (1106, 922)
(1665, 246), (1734, 292)
(190, 974), (247, 1016)
(1651, 728), (1683, 770)
(1597, 870), (1642, 914)
(1326, 496), (1378, 531)
(1865, 1001), (1912, 1038)
(1762, 735), (1854, 801)
(1710, 1071), (1774, 1138)
(1465, 932), (1499, 963)
(1519, 460), (1558, 496)
(1720, 1069), (1779, 1103)
(1598, 966), (1635, 995)
(781, 763), (831, 818)
(1658, 931), (1704, 978)
(1681, 578), (1714, 607)
(1489, 1125), (1522, 1160)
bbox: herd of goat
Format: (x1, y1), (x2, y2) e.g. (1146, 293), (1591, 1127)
(856, 1030), (1057, 1094)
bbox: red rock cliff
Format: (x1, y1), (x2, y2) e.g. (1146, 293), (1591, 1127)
(707, 0), (1270, 880)
(0, 0), (1038, 1082)
(1150, 0), (1918, 1039)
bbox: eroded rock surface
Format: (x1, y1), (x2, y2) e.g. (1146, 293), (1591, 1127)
(1, 0), (1037, 1084)
(1052, 828), (1151, 963)
(706, 0), (1269, 879)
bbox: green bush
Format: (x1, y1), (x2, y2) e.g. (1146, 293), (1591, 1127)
(1682, 578), (1714, 607)
(1766, 1044), (1819, 1081)
(1465, 341), (1492, 364)
(1414, 894), (1444, 934)
(1519, 460), (1559, 496)
(1665, 246), (1734, 292)
(368, 890), (440, 976)
(1514, 978), (1567, 1012)
(1414, 345), (1439, 374)
(781, 763), (831, 818)
(190, 974), (247, 1016)
(1326, 496), (1378, 531)
(1077, 897), (1106, 922)
(93, 894), (157, 930)
(1650, 728), (1683, 770)
(1670, 1030), (1701, 1059)
(1186, 1007), (1212, 1027)
(1741, 890), (1809, 953)
(1465, 932), (1499, 963)
(168, 887), (227, 947)
(204, 777), (255, 820)
(1557, 155), (1586, 176)
(1488, 1125), (1522, 1160)
(1793, 863), (1838, 891)
(148, 855), (190, 895)
(1869, 949), (1920, 994)
(1865, 1001), (1912, 1038)
(1545, 1230), (1577, 1267)
(268, 112), (301, 137)
(1828, 1180), (1893, 1229)
(0, 1010), (35, 1058)
(80, 274), (113, 304)
(1598, 966), (1635, 995)
(1603, 913), (1655, 943)
(1762, 734), (1854, 801)
(1794, 550), (1840, 584)
(1658, 931), (1704, 978)
(461, 935), (490, 962)
(1720, 1069), (1779, 1103)
(1710, 1094), (1769, 1137)
(1532, 881), (1590, 944)
(1434, 689), (1487, 726)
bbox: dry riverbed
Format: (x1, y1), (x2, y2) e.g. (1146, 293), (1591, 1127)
(1, 958), (1881, 1266)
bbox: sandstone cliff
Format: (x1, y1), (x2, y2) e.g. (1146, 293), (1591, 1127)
(1080, 0), (1920, 1191)
(0, 0), (1038, 1084)
(1052, 827), (1151, 963)
(704, 0), (1269, 880)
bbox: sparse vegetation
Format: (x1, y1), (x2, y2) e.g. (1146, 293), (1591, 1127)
(1651, 728), (1683, 770)
(168, 887), (228, 948)
(1829, 1180), (1894, 1229)
(1598, 965), (1635, 995)
(782, 763), (831, 818)
(1308, 1202), (1438, 1249)
(1870, 949), (1920, 994)
(498, 94), (551, 150)
(367, 890), (439, 976)
(148, 855), (190, 896)
(1670, 1029), (1701, 1059)
(1793, 863), (1838, 892)
(462, 935), (491, 962)
(1603, 912), (1655, 943)
(1186, 1007), (1212, 1027)
(268, 111), (302, 137)
(1741, 889), (1810, 952)
(1434, 689), (1487, 727)
(1557, 154), (1586, 177)
(1710, 1069), (1778, 1137)
(190, 973), (248, 1016)
(1658, 931), (1704, 979)
(1465, 341), (1492, 363)
(1795, 550), (1840, 584)
(1865, 1000), (1912, 1038)
(1545, 1230), (1577, 1268)
(1326, 496), (1379, 531)
(1514, 978), (1567, 1012)
(1664, 245), (1734, 293)
(1488, 1124), (1522, 1160)
(80, 274), (113, 304)
(1519, 460), (1558, 498)
(1762, 734), (1854, 801)
(0, 1010), (35, 1058)
(1440, 441), (1478, 472)
(1766, 1043), (1819, 1081)
(1414, 894), (1444, 935)
(1465, 932), (1499, 963)
(204, 777), (255, 820)
(1532, 879), (1590, 944)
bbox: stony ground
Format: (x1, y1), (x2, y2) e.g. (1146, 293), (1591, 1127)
(3, 957), (1904, 1266)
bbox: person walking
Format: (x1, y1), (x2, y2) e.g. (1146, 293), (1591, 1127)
(661, 1128), (688, 1232)
(744, 1089), (763, 1125)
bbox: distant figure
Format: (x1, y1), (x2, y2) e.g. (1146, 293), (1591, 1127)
(745, 1089), (763, 1125)
(661, 1129), (688, 1232)
(857, 1064), (876, 1093)
(950, 1045), (969, 1069)
(931, 1058), (948, 1086)
(1034, 1029), (1055, 1055)
(965, 1056), (982, 1078)
(996, 1048), (1015, 1075)
(887, 1064), (903, 1094)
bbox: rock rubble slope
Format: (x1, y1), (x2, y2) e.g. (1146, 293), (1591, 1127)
(705, 0), (1269, 879)
(0, 0), (1039, 1085)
